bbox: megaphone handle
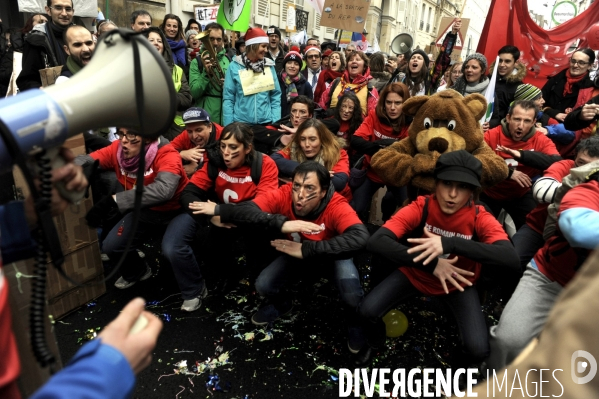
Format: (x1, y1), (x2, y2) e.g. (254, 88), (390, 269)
(45, 147), (87, 204)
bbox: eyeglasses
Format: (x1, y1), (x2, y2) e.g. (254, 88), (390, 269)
(49, 5), (74, 13)
(307, 54), (320, 59)
(570, 59), (589, 67)
(115, 131), (139, 141)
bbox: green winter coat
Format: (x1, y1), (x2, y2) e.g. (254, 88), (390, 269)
(188, 47), (230, 125)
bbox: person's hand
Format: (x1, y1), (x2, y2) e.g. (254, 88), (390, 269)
(579, 103), (599, 121)
(535, 125), (548, 135)
(210, 215), (236, 228)
(510, 170), (532, 187)
(452, 18), (462, 34)
(201, 52), (213, 69)
(281, 220), (323, 234)
(555, 113), (568, 122)
(278, 124), (298, 135)
(280, 134), (293, 146)
(329, 170), (335, 177)
(55, 147), (88, 194)
(433, 257), (474, 294)
(481, 122), (490, 132)
(496, 145), (521, 159)
(189, 200), (217, 215)
(180, 147), (205, 163)
(407, 229), (444, 265)
(184, 161), (198, 177)
(98, 298), (162, 375)
(271, 239), (303, 258)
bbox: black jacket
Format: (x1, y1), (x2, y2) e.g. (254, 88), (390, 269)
(278, 72), (313, 118)
(541, 69), (595, 119)
(218, 184), (369, 260)
(265, 45), (286, 74)
(564, 92), (599, 131)
(489, 62), (526, 128)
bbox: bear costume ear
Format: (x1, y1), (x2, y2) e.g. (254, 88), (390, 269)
(462, 94), (487, 121)
(402, 96), (430, 117)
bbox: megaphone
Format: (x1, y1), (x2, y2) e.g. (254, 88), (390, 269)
(0, 29), (176, 173)
(391, 33), (413, 55)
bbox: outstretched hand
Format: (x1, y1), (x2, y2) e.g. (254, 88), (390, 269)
(189, 200), (217, 215)
(281, 220), (323, 234)
(432, 257), (474, 294)
(407, 229), (444, 265)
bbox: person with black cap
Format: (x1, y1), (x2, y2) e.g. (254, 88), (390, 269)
(265, 25), (285, 73)
(388, 19), (461, 96)
(355, 150), (519, 366)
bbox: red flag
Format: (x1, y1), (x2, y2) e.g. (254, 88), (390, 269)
(476, 0), (599, 87)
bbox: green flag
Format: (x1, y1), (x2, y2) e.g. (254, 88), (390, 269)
(217, 0), (252, 31)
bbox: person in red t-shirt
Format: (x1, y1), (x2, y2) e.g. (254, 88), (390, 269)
(169, 107), (223, 177)
(162, 122), (279, 312)
(78, 127), (188, 290)
(350, 82), (411, 220)
(487, 172), (599, 371)
(357, 150), (518, 366)
(193, 161), (370, 352)
(272, 118), (352, 200)
(482, 100), (560, 230)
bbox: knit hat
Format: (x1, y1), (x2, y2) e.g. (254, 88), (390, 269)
(322, 49), (333, 58)
(266, 26), (281, 39)
(284, 51), (302, 66)
(462, 53), (488, 74)
(185, 29), (198, 42)
(409, 49), (430, 68)
(304, 45), (321, 56)
(244, 27), (269, 46)
(514, 83), (542, 102)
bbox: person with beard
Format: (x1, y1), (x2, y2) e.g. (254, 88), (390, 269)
(313, 50), (345, 104)
(265, 26), (285, 74)
(163, 123), (279, 311)
(481, 100), (560, 230)
(57, 25), (93, 80)
(17, 0), (74, 90)
(193, 161), (369, 352)
(278, 50), (313, 117)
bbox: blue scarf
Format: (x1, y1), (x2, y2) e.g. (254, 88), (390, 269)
(167, 38), (187, 67)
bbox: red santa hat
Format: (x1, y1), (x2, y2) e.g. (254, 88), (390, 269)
(304, 45), (321, 55)
(244, 27), (269, 46)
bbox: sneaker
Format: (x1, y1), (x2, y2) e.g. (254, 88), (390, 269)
(347, 326), (367, 354)
(251, 301), (293, 326)
(114, 265), (152, 289)
(181, 285), (208, 312)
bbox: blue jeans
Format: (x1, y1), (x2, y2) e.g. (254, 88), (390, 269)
(358, 269), (489, 364)
(512, 224), (545, 272)
(256, 255), (364, 310)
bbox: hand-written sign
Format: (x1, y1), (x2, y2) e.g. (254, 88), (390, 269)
(320, 0), (369, 32)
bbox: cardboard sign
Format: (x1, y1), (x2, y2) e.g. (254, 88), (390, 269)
(239, 67), (275, 95)
(435, 17), (470, 50)
(287, 4), (297, 32)
(195, 5), (219, 31)
(320, 0), (369, 32)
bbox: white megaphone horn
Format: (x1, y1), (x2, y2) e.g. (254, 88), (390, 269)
(0, 29), (176, 173)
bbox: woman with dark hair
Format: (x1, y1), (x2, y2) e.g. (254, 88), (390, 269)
(160, 14), (187, 70)
(185, 19), (201, 33)
(222, 27), (281, 126)
(452, 53), (490, 96)
(333, 92), (363, 153)
(350, 82), (411, 220)
(542, 48), (596, 123)
(21, 13), (47, 35)
(319, 51), (379, 117)
(314, 50), (345, 103)
(369, 52), (392, 93)
(272, 118), (351, 199)
(162, 122), (280, 311)
(278, 50), (313, 117)
(144, 27), (193, 140)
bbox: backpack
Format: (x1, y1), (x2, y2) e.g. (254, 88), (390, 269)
(207, 152), (264, 186)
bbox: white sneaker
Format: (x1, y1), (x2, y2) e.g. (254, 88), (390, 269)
(114, 265), (152, 289)
(181, 285), (208, 312)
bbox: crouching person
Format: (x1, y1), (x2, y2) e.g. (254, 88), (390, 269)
(193, 161), (369, 351)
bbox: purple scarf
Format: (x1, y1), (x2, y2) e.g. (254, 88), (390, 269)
(167, 38), (187, 67)
(117, 140), (159, 174)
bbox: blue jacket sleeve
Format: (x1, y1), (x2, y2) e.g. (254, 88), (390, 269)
(0, 202), (36, 264)
(271, 152), (299, 177)
(545, 124), (575, 145)
(270, 67), (282, 122)
(222, 63), (236, 126)
(31, 339), (136, 399)
(559, 208), (599, 250)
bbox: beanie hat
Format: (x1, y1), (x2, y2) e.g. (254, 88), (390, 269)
(409, 49), (430, 68)
(462, 53), (488, 74)
(514, 83), (542, 102)
(244, 27), (269, 46)
(266, 26), (281, 39)
(322, 49), (333, 58)
(284, 51), (302, 66)
(185, 30), (198, 42)
(304, 45), (321, 56)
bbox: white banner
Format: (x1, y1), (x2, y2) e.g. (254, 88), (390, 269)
(287, 5), (296, 32)
(482, 56), (500, 123)
(194, 5), (219, 31)
(18, 0), (98, 17)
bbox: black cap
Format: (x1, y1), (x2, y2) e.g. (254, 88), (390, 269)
(267, 26), (281, 39)
(434, 150), (482, 188)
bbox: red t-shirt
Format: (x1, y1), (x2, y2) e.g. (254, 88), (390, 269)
(90, 141), (188, 212)
(189, 154), (279, 204)
(170, 123), (223, 151)
(525, 159), (574, 234)
(353, 113), (409, 183)
(0, 270), (20, 398)
(252, 183), (362, 242)
(483, 126), (559, 200)
(534, 180), (599, 286)
(382, 195), (508, 295)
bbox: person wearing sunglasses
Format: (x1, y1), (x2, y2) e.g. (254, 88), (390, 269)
(541, 48), (596, 124)
(17, 0), (75, 90)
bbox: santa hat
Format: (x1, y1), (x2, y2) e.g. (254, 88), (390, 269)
(244, 27), (269, 46)
(322, 49), (333, 58)
(290, 45), (300, 53)
(304, 45), (321, 55)
(284, 51), (302, 66)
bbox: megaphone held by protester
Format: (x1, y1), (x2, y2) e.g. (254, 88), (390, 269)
(391, 33), (413, 55)
(0, 29), (176, 174)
